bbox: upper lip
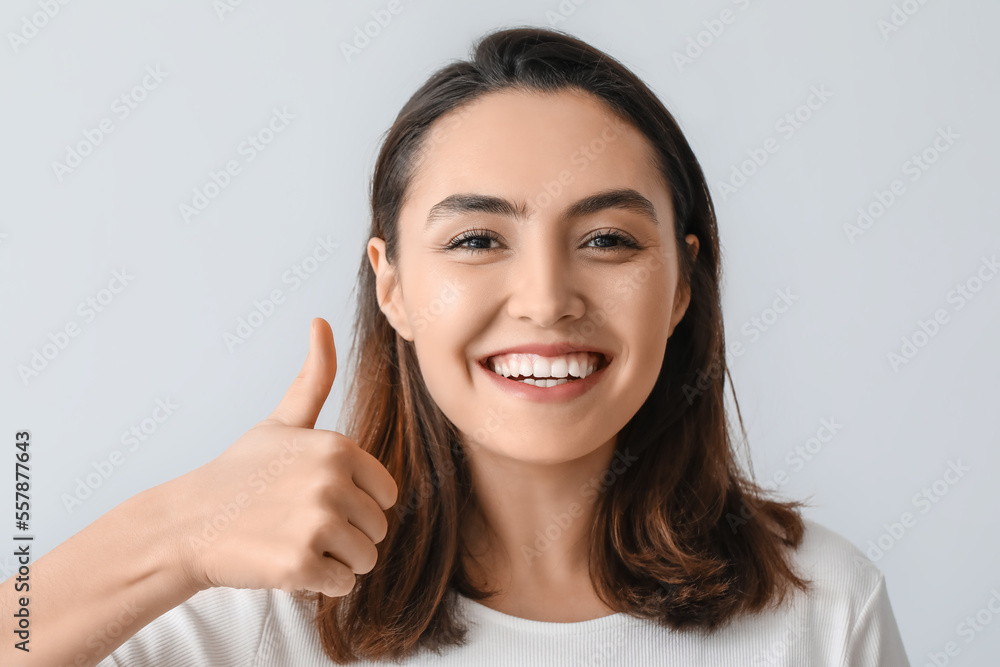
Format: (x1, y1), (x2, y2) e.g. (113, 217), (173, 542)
(478, 343), (613, 364)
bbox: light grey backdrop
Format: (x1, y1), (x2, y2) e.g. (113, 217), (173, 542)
(2, 1), (998, 665)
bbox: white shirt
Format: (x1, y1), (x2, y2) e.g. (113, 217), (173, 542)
(97, 518), (910, 666)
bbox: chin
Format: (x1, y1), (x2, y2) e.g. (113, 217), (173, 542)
(469, 436), (597, 466)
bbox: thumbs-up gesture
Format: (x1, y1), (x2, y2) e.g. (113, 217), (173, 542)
(176, 318), (397, 598)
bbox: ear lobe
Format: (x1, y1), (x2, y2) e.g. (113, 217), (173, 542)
(367, 237), (414, 342)
(668, 281), (691, 338)
(667, 235), (700, 338)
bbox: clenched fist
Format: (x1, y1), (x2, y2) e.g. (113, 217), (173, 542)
(175, 317), (397, 598)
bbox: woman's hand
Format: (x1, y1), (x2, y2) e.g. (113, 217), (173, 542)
(176, 317), (397, 598)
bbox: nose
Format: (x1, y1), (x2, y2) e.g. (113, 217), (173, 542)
(505, 240), (586, 327)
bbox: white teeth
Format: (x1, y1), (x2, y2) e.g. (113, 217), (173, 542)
(522, 378), (571, 387)
(485, 351), (605, 384)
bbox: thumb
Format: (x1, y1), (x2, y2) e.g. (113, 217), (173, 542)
(265, 317), (338, 429)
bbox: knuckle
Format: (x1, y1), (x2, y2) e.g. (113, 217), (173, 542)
(357, 542), (379, 574)
(322, 430), (352, 451)
(386, 481), (399, 507)
(323, 502), (350, 528)
(324, 569), (356, 596)
(304, 508), (339, 542)
(321, 434), (355, 466)
(373, 513), (389, 544)
(305, 519), (337, 554)
(303, 481), (335, 512)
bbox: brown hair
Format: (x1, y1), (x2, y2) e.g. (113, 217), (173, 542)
(294, 25), (811, 663)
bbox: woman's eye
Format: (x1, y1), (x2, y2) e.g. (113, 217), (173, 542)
(444, 228), (640, 254)
(586, 231), (641, 250)
(445, 229), (499, 253)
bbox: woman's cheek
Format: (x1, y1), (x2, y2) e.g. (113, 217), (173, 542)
(409, 275), (471, 335)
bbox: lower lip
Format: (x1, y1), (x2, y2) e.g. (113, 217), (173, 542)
(477, 358), (610, 403)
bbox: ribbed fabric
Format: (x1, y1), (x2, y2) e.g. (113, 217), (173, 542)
(97, 518), (910, 666)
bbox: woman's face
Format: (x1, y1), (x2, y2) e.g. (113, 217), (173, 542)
(368, 88), (697, 465)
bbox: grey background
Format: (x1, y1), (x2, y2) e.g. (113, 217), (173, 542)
(2, 1), (998, 664)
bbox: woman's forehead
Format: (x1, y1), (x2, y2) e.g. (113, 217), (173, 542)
(406, 88), (671, 223)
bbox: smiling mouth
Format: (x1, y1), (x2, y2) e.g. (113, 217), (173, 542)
(480, 351), (609, 386)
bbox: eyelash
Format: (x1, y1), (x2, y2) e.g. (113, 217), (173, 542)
(443, 227), (641, 254)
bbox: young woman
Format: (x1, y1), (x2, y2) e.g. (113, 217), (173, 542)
(2, 27), (909, 666)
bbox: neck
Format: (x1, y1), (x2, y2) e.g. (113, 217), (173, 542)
(458, 434), (622, 619)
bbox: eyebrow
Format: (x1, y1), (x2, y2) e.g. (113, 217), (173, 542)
(423, 187), (660, 231)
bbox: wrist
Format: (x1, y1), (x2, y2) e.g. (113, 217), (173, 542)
(131, 474), (210, 596)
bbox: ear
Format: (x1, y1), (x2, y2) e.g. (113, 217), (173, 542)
(367, 237), (414, 342)
(668, 234), (700, 337)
